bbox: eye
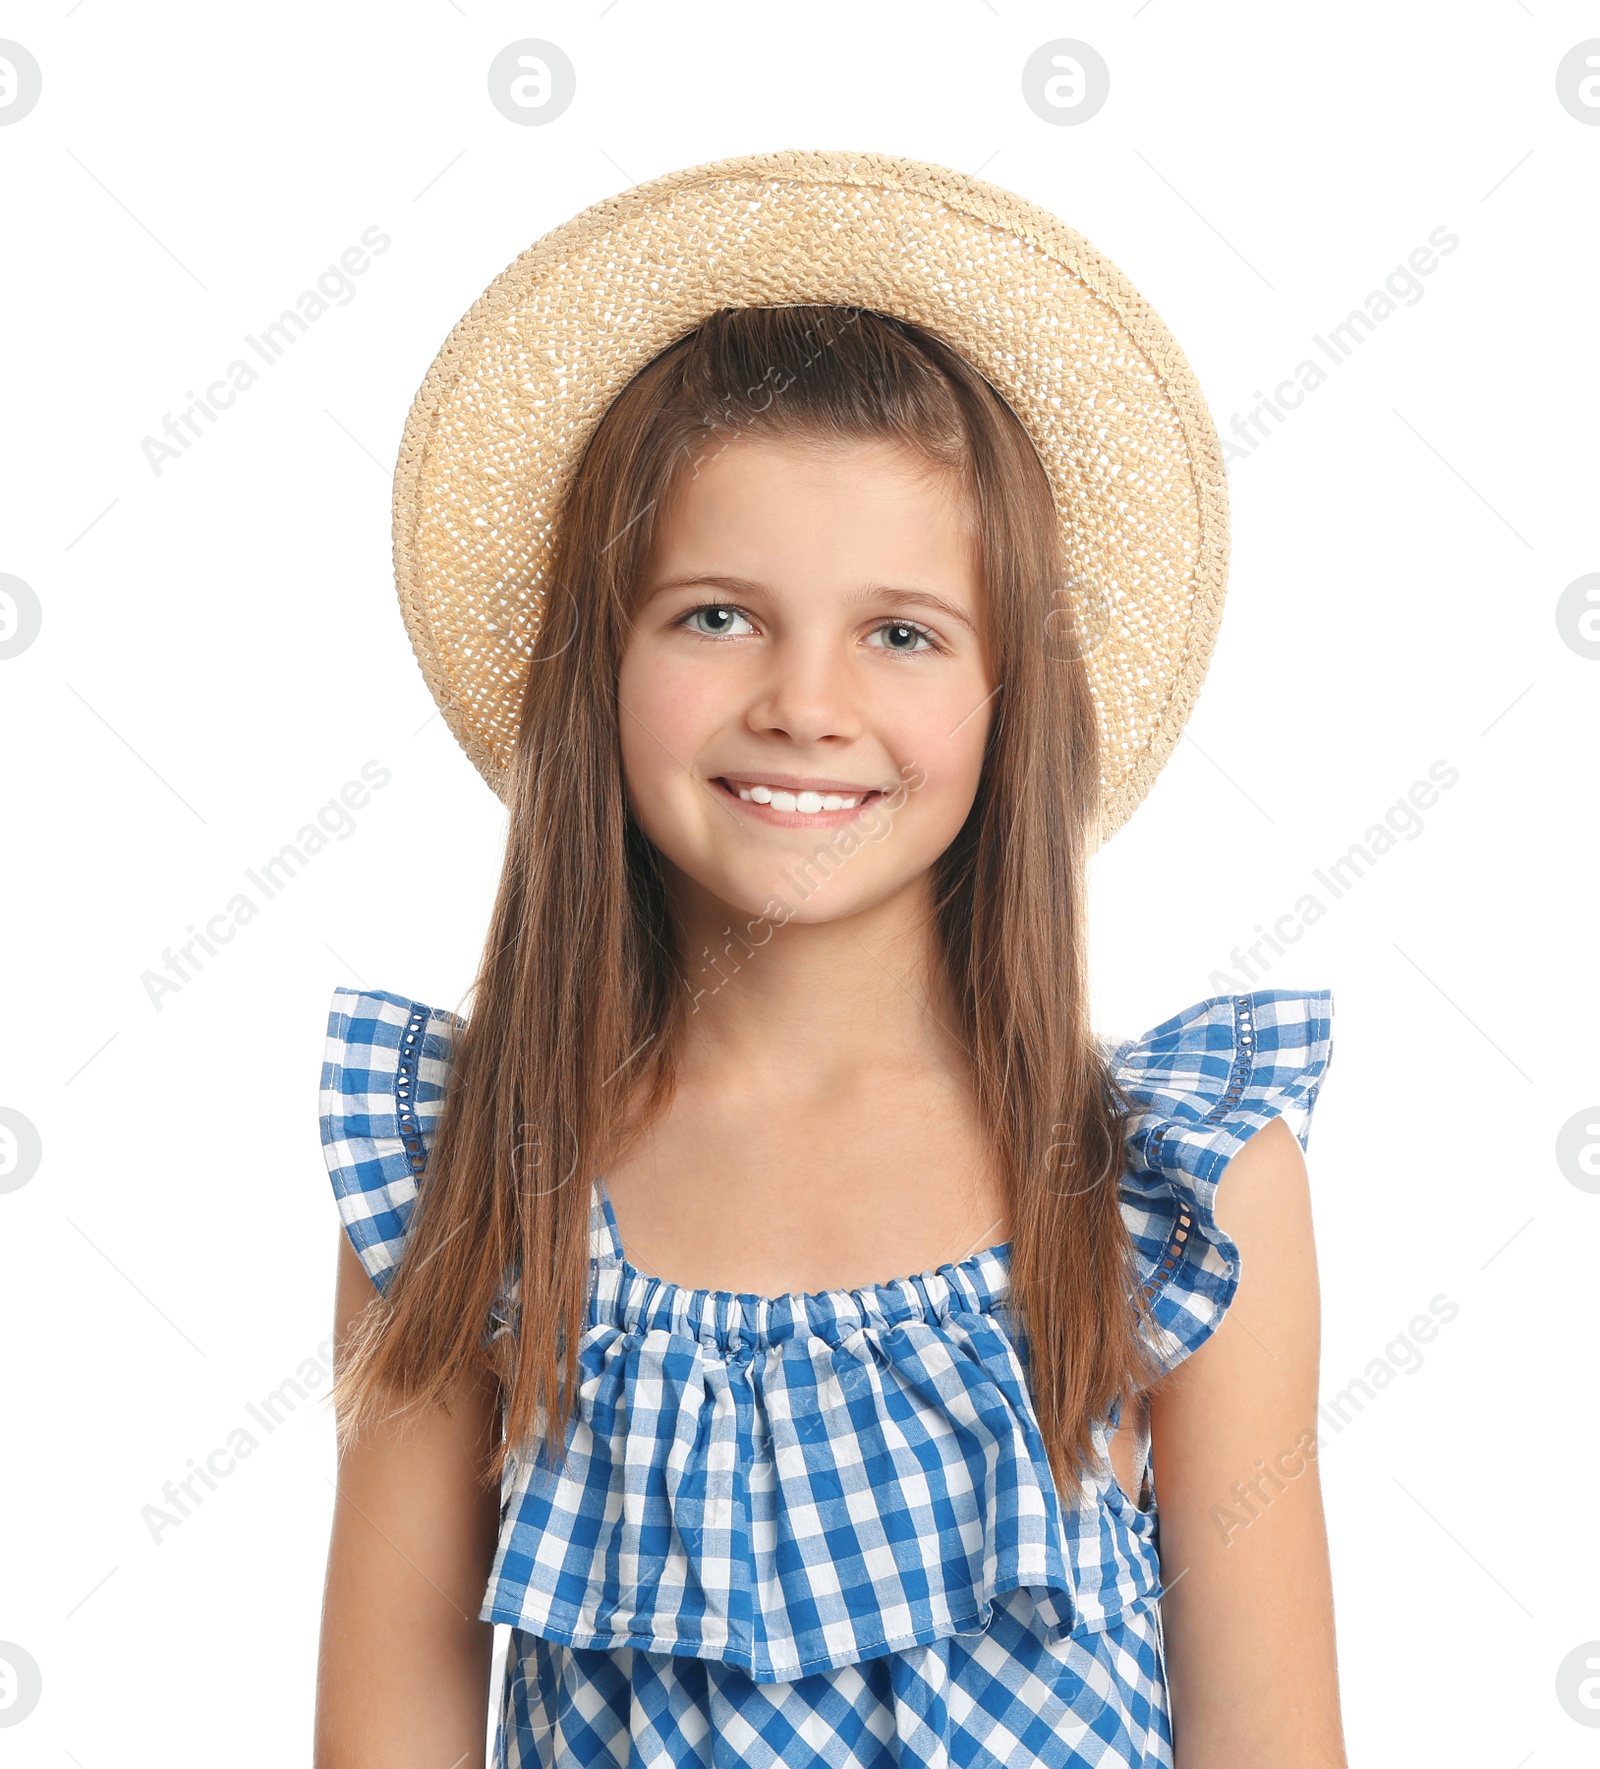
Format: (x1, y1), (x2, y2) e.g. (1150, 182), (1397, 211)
(865, 619), (941, 656)
(677, 604), (756, 639)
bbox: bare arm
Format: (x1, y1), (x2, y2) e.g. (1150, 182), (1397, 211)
(1148, 1115), (1347, 1769)
(315, 1232), (503, 1768)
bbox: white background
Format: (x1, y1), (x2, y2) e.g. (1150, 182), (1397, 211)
(2, 2), (1595, 1763)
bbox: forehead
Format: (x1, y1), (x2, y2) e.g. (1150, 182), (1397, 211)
(648, 434), (978, 587)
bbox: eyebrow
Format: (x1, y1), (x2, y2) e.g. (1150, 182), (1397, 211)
(645, 573), (976, 632)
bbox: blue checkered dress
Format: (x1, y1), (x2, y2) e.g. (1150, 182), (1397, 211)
(320, 986), (1334, 1767)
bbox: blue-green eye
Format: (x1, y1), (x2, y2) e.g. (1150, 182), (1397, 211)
(867, 620), (937, 654)
(680, 605), (755, 638)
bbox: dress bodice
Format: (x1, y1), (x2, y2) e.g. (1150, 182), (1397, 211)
(318, 984), (1334, 1764)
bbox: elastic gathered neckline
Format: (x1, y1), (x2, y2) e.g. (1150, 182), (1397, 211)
(589, 1179), (1013, 1355)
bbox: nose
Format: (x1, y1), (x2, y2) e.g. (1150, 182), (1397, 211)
(743, 627), (864, 747)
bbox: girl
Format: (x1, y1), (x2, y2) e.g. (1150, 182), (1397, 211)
(314, 155), (1343, 1768)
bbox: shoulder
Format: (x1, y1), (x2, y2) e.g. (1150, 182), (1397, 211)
(1147, 1110), (1323, 1410)
(1211, 1111), (1311, 1215)
(1104, 988), (1334, 1378)
(1207, 1114), (1320, 1319)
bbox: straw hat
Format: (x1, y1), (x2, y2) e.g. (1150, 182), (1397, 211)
(392, 148), (1230, 845)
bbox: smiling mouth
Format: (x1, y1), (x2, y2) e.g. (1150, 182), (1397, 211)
(712, 777), (887, 823)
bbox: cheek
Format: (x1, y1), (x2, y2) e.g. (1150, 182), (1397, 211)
(618, 647), (687, 784)
(616, 646), (727, 850)
(888, 691), (991, 826)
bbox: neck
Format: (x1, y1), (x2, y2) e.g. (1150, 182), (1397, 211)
(667, 868), (968, 1097)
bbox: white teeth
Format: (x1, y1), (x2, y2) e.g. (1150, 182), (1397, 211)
(732, 783), (863, 814)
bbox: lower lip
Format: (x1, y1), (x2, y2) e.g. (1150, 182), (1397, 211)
(713, 779), (886, 828)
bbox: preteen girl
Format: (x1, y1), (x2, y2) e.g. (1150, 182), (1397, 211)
(314, 153), (1343, 1768)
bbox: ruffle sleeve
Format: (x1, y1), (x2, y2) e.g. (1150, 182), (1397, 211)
(318, 986), (466, 1295)
(1110, 988), (1335, 1378)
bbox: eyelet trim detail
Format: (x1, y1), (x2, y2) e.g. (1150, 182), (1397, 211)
(394, 1001), (431, 1177)
(1138, 1202), (1193, 1301)
(1136, 994), (1256, 1302)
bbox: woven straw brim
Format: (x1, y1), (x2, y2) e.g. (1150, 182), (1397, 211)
(392, 148), (1230, 845)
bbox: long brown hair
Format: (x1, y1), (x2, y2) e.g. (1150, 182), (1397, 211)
(332, 304), (1164, 1505)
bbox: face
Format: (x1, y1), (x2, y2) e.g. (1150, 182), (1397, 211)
(616, 433), (995, 931)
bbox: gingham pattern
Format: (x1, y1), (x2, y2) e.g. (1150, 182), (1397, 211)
(497, 1590), (1170, 1768)
(319, 985), (1333, 1765)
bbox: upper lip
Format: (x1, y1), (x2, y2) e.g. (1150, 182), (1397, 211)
(715, 771), (885, 794)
